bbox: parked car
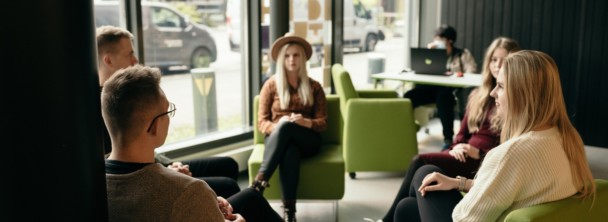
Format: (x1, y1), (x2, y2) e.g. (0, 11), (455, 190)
(94, 1), (217, 71)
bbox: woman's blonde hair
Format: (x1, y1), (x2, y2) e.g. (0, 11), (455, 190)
(467, 37), (519, 133)
(274, 43), (313, 109)
(502, 50), (595, 199)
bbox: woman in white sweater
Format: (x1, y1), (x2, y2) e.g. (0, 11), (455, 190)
(394, 50), (596, 222)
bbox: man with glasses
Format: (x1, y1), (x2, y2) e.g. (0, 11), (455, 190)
(96, 25), (240, 198)
(103, 65), (282, 221)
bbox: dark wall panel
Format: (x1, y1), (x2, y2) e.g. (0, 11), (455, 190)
(1, 0), (108, 220)
(440, 0), (608, 147)
(576, 0), (608, 147)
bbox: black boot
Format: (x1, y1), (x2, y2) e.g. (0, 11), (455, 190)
(282, 200), (296, 222)
(249, 173), (269, 194)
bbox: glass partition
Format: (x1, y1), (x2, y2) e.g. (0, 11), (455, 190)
(94, 0), (248, 149)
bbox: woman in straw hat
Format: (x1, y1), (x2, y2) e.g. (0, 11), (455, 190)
(251, 32), (328, 222)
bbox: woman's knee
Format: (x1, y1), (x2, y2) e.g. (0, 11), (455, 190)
(273, 121), (297, 134)
(395, 197), (421, 222)
(417, 164), (442, 175)
(412, 165), (443, 188)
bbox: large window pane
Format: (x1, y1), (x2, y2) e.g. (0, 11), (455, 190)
(261, 0), (333, 92)
(94, 0), (247, 147)
(343, 0), (405, 90)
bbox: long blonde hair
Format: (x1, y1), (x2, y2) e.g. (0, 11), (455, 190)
(502, 50), (595, 199)
(467, 37), (519, 133)
(274, 43), (313, 109)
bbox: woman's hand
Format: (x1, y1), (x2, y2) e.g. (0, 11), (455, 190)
(418, 172), (459, 197)
(288, 113), (312, 128)
(278, 115), (291, 123)
(449, 144), (481, 162)
(167, 162), (192, 176)
(449, 144), (468, 162)
(462, 144), (480, 159)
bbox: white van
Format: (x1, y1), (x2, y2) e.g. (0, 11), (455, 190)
(226, 0), (383, 53)
(343, 0), (384, 52)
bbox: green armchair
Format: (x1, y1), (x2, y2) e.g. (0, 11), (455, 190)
(504, 179), (608, 221)
(247, 95), (345, 200)
(331, 63), (418, 179)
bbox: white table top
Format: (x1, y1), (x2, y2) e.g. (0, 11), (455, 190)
(371, 71), (483, 88)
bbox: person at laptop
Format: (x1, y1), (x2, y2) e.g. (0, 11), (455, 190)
(404, 24), (477, 149)
(378, 37), (520, 222)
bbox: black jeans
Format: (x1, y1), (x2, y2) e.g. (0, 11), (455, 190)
(228, 188), (283, 222)
(404, 85), (456, 141)
(382, 156), (426, 222)
(259, 121), (321, 200)
(182, 156), (240, 198)
(394, 165), (463, 222)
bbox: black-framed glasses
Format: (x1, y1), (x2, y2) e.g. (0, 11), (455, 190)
(146, 102), (176, 132)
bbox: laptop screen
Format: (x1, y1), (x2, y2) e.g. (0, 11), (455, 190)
(410, 48), (449, 75)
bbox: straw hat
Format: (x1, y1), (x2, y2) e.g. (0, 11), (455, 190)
(270, 32), (313, 62)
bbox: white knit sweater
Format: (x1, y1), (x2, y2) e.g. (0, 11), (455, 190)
(452, 127), (578, 222)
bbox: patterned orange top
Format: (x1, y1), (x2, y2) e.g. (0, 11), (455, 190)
(258, 75), (327, 135)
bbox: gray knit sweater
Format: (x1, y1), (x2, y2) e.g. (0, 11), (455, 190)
(106, 163), (225, 221)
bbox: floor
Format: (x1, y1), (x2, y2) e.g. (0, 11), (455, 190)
(237, 117), (608, 222)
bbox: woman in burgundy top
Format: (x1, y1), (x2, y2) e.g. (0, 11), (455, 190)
(380, 37), (520, 222)
(250, 33), (327, 222)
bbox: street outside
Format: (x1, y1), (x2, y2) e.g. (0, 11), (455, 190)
(160, 25), (406, 143)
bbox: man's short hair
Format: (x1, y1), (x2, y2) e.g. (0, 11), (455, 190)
(96, 25), (134, 58)
(435, 24), (457, 43)
(101, 65), (162, 137)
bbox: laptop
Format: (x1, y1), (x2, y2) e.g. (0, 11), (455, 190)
(410, 48), (449, 75)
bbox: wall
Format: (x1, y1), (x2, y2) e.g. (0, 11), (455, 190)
(1, 0), (108, 220)
(439, 0), (608, 147)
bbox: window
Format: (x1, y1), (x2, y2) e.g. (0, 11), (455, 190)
(94, 0), (248, 154)
(342, 0), (405, 90)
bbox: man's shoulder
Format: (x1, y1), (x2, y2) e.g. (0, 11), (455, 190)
(151, 164), (205, 184)
(143, 164), (214, 195)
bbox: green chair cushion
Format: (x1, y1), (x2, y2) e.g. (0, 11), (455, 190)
(504, 179), (608, 222)
(247, 144), (344, 199)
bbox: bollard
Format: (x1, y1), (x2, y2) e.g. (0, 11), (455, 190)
(191, 68), (218, 135)
(367, 53), (385, 83)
